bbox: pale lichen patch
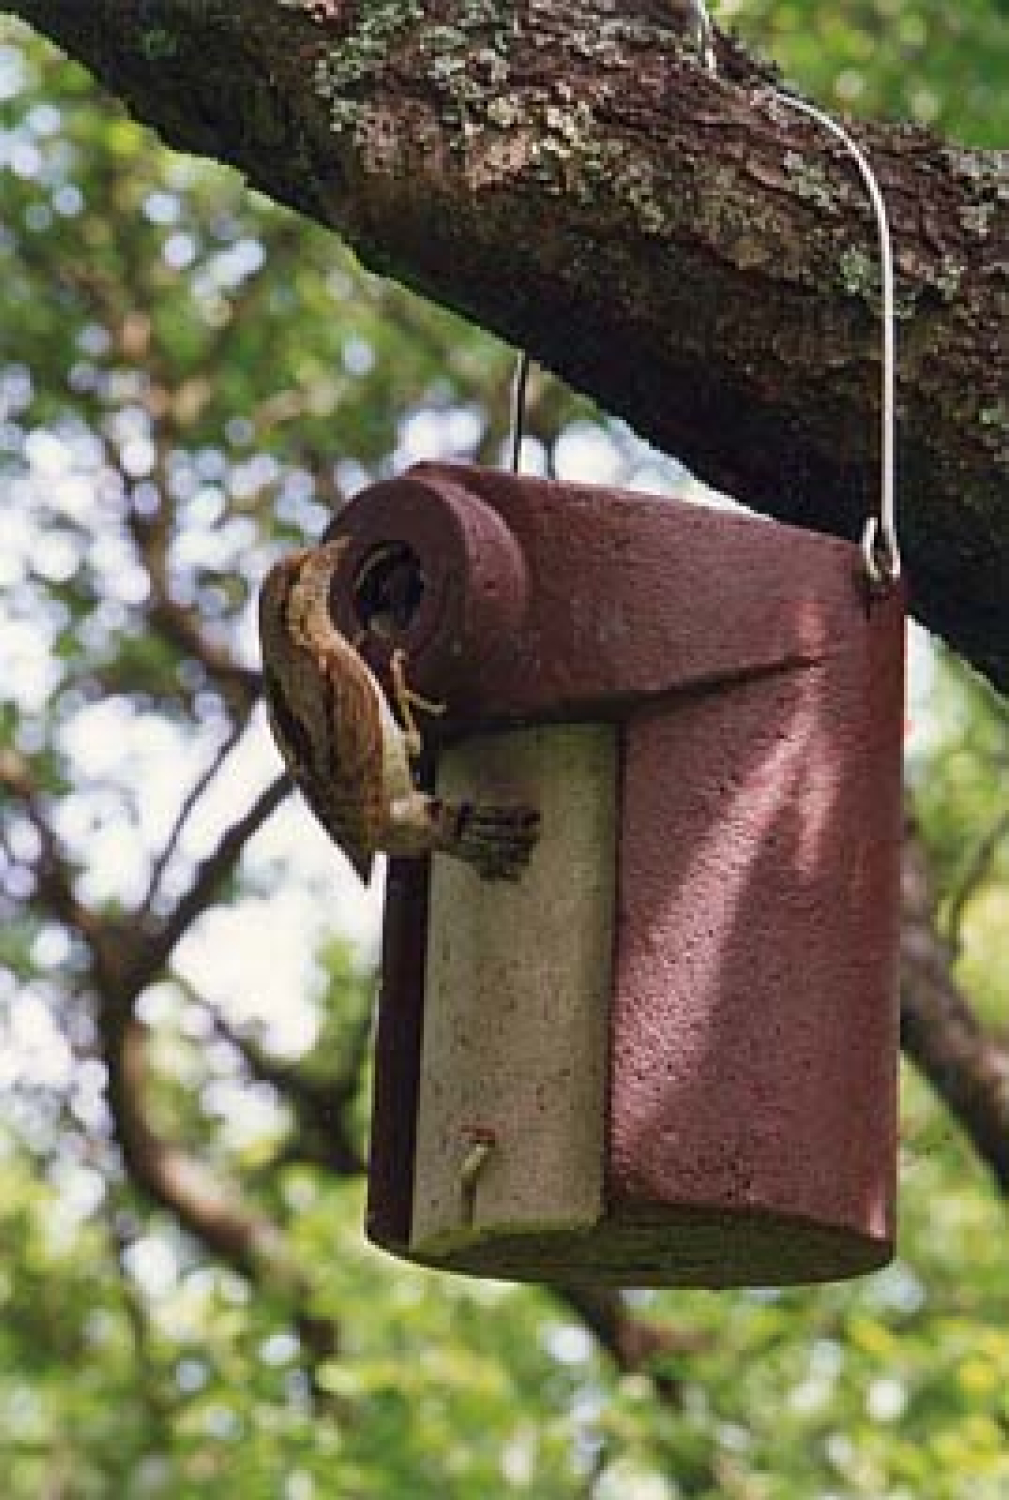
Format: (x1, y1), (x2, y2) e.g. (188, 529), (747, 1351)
(783, 150), (837, 212)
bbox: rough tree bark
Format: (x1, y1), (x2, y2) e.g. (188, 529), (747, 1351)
(6, 0), (1008, 692)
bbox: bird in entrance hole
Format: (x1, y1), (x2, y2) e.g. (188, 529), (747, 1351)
(258, 540), (540, 883)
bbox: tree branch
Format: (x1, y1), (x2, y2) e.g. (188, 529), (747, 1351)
(138, 723), (247, 919)
(135, 773), (290, 993)
(901, 815), (1009, 1192)
(2, 750), (289, 1007)
(100, 1009), (289, 1279)
(6, 1), (1008, 691)
(184, 984), (367, 1178)
(0, 748), (105, 953)
(126, 502), (262, 717)
(555, 1285), (708, 1404)
(98, 1003), (344, 1388)
(943, 805), (1009, 953)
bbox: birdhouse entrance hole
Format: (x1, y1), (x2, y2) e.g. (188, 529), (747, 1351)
(351, 541), (426, 639)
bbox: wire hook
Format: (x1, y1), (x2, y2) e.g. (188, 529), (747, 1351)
(764, 90), (901, 588)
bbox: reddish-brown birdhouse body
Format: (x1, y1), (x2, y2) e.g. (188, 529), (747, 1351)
(324, 463), (905, 1287)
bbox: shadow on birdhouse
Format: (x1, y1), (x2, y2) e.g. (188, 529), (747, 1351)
(323, 462), (905, 1288)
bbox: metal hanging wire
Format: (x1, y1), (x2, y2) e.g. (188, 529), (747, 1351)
(509, 1), (901, 588)
(763, 91), (901, 587)
(695, 0), (901, 587)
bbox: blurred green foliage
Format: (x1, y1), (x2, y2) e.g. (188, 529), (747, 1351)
(0, 4), (1006, 1496)
(727, 0), (1009, 145)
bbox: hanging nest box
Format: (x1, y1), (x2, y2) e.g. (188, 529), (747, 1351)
(324, 461), (905, 1287)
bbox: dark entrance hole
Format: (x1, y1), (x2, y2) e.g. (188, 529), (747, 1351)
(351, 542), (426, 639)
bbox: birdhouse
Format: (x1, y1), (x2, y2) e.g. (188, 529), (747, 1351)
(323, 461), (905, 1287)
